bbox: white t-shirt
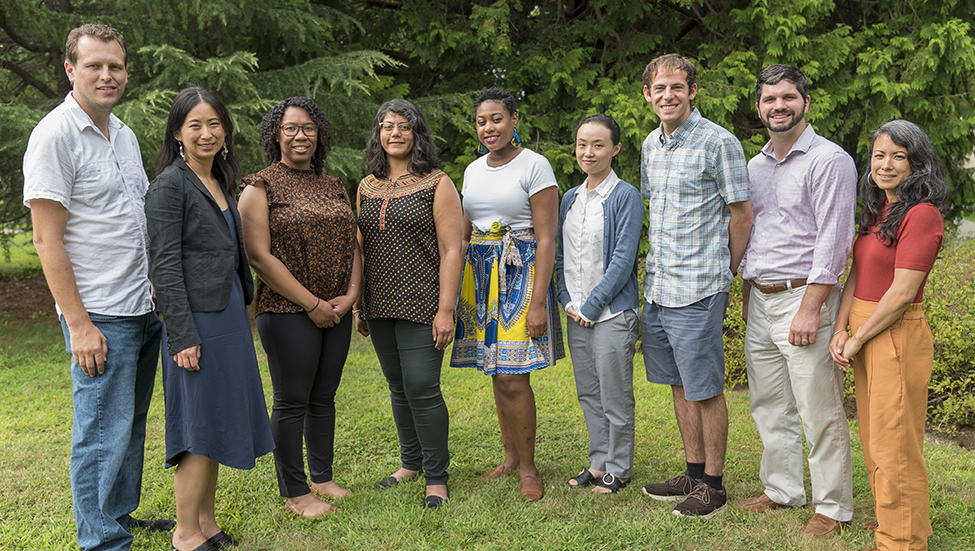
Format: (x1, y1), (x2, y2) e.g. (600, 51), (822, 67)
(461, 149), (558, 232)
(23, 92), (153, 317)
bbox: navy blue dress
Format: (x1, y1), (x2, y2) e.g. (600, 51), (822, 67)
(162, 208), (275, 469)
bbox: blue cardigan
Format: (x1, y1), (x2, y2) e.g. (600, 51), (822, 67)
(556, 178), (644, 321)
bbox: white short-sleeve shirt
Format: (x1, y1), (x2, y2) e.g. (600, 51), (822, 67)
(23, 92), (153, 317)
(461, 149), (558, 232)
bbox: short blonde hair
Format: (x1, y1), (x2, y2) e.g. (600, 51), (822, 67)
(65, 24), (127, 66)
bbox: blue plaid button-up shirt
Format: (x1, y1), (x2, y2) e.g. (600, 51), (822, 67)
(640, 108), (750, 308)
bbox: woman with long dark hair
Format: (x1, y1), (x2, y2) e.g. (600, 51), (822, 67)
(830, 120), (949, 551)
(238, 97), (361, 518)
(450, 87), (564, 502)
(146, 86), (273, 551)
(354, 98), (463, 508)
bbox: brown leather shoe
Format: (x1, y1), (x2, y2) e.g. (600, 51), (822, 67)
(863, 520), (878, 531)
(802, 513), (844, 537)
(735, 492), (788, 513)
(520, 475), (544, 501)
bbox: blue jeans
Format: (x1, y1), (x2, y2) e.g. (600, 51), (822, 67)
(61, 312), (162, 551)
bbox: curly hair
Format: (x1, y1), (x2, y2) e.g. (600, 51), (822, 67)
(259, 97), (332, 174)
(364, 99), (441, 179)
(858, 119), (950, 245)
(473, 87), (517, 117)
(155, 86), (240, 195)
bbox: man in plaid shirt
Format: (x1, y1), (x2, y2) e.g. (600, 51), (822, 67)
(638, 53), (753, 519)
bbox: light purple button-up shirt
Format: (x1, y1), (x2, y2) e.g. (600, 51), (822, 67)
(740, 124), (856, 285)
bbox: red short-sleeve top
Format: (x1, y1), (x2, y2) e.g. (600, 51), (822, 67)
(852, 201), (944, 303)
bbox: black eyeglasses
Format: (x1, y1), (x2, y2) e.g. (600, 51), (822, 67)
(282, 124), (318, 137)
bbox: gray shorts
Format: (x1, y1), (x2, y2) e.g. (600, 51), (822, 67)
(641, 292), (728, 401)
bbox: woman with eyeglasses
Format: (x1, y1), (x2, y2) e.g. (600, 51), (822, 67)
(238, 97), (362, 518)
(353, 99), (463, 508)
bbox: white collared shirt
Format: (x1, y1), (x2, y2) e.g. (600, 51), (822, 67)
(23, 92), (153, 316)
(562, 169), (622, 324)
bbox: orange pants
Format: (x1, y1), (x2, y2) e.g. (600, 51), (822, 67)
(850, 298), (932, 551)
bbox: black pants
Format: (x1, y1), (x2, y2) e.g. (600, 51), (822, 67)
(257, 312), (351, 497)
(367, 318), (450, 485)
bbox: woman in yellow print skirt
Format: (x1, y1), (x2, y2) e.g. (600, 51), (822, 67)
(450, 87), (564, 502)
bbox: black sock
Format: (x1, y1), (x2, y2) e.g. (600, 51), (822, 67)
(702, 473), (724, 492)
(686, 462), (705, 481)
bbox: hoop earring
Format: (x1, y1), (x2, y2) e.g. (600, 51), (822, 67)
(221, 143), (228, 161)
(511, 128), (522, 147)
(867, 173), (878, 188)
(477, 142), (487, 155)
(178, 141), (185, 161)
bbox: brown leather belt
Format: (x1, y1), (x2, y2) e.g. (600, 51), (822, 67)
(750, 278), (808, 294)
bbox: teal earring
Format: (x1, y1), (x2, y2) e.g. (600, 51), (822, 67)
(511, 129), (522, 147)
(477, 142), (487, 155)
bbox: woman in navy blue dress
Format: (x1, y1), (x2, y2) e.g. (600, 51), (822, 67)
(146, 87), (274, 551)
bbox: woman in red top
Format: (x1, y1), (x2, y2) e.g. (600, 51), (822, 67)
(830, 120), (948, 551)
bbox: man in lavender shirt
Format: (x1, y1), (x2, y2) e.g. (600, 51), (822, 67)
(737, 65), (855, 537)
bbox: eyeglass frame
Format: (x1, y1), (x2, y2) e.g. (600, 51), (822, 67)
(281, 124), (319, 137)
(380, 122), (413, 134)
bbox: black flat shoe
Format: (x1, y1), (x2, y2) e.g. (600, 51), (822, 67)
(593, 473), (629, 493)
(171, 542), (218, 551)
(422, 492), (448, 509)
(206, 531), (239, 549)
(567, 468), (597, 488)
(131, 518), (176, 532)
(374, 476), (399, 490)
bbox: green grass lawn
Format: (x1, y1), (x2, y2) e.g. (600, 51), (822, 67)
(0, 232), (42, 280)
(1, 320), (973, 550)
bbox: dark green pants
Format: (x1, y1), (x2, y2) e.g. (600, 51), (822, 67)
(367, 318), (450, 485)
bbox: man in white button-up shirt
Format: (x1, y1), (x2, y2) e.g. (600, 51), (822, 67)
(23, 24), (167, 551)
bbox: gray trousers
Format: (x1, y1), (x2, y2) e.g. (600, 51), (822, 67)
(566, 310), (638, 478)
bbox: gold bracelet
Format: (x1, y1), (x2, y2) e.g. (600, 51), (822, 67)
(833, 329), (847, 336)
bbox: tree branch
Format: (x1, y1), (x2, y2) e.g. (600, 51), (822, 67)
(0, 59), (57, 98)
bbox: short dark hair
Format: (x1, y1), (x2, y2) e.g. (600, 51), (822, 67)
(755, 64), (809, 103)
(65, 24), (127, 66)
(642, 53), (696, 90)
(260, 97), (332, 174)
(575, 114), (621, 146)
(364, 99), (440, 179)
(473, 87), (517, 117)
(859, 119), (950, 245)
(155, 87), (240, 195)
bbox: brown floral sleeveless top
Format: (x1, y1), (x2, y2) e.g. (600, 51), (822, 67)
(242, 163), (355, 314)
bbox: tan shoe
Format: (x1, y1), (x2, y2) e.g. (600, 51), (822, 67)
(802, 513), (844, 537)
(520, 475), (544, 501)
(735, 492), (789, 513)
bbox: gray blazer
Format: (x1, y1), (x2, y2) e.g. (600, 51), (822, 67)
(146, 158), (254, 356)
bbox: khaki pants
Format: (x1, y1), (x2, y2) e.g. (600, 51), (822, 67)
(850, 298), (933, 551)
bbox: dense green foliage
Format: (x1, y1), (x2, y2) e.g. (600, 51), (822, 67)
(2, 0), (974, 241)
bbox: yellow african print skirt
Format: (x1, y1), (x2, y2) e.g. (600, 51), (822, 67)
(450, 223), (565, 375)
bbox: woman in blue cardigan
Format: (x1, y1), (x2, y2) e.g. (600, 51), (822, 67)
(556, 114), (644, 493)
